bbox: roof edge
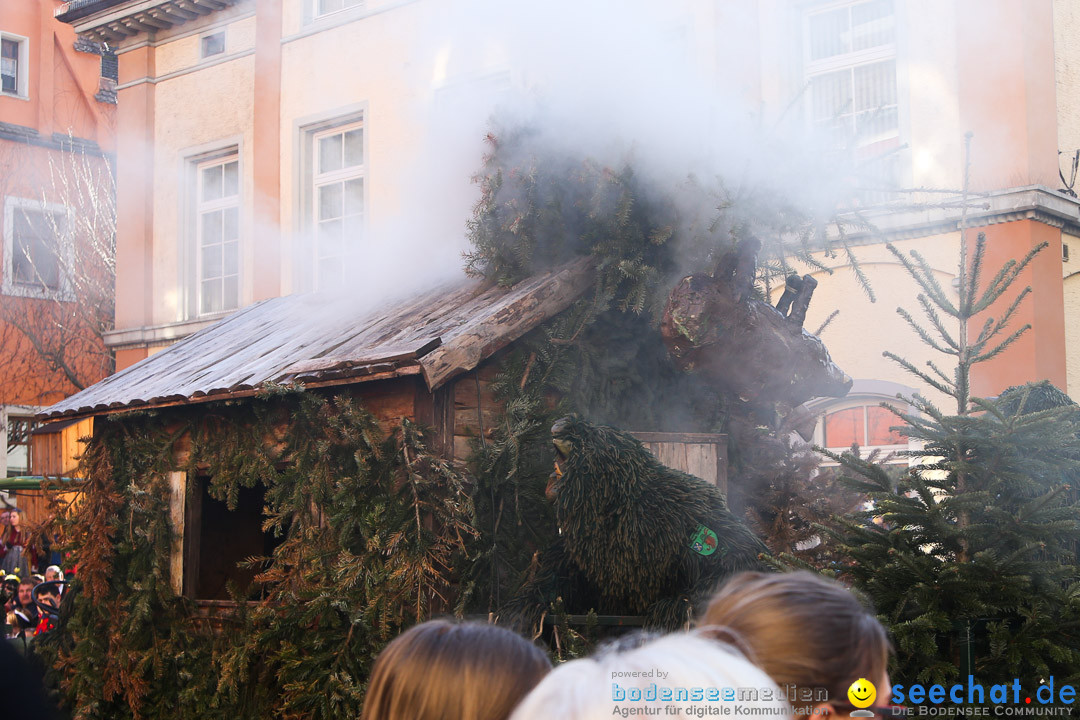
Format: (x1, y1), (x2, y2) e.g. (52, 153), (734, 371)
(55, 0), (128, 23)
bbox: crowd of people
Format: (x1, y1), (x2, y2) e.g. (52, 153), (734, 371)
(1, 507), (66, 646)
(1, 501), (892, 720)
(361, 571), (897, 720)
(3, 567), (65, 642)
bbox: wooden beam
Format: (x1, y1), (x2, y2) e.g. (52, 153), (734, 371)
(37, 365), (425, 422)
(168, 471), (186, 596)
(123, 18), (158, 34)
(104, 22), (137, 37)
(419, 258), (594, 390)
(160, 3), (198, 21)
(146, 11), (179, 27)
(176, 0), (213, 16)
(139, 13), (172, 29)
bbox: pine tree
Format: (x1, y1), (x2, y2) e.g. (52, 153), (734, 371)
(826, 137), (1080, 685)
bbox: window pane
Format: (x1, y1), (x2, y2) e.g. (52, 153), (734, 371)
(343, 128), (364, 167)
(36, 249), (60, 289)
(223, 161), (239, 197)
(824, 407), (863, 447)
(344, 213), (364, 243)
(319, 133), (343, 174)
(223, 240), (239, 276)
(202, 244), (223, 281)
(344, 0), (363, 7)
(808, 7), (849, 61)
(851, 0), (895, 51)
(811, 69), (853, 122)
(223, 275), (239, 310)
(224, 206), (239, 241)
(867, 405), (905, 446)
(14, 208), (50, 238)
(319, 0), (343, 14)
(201, 210), (222, 246)
(13, 210), (60, 289)
(201, 279), (222, 314)
(1, 39), (17, 94)
(201, 165), (223, 202)
(201, 32), (225, 58)
(344, 178), (364, 215)
(857, 106), (898, 145)
(318, 182), (343, 221)
(318, 219), (343, 258)
(854, 60), (896, 112)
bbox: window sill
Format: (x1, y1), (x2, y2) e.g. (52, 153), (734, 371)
(0, 91), (29, 102)
(0, 283), (75, 302)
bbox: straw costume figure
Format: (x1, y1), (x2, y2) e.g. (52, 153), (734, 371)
(510, 415), (768, 630)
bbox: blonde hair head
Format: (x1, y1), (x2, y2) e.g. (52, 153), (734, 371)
(361, 619), (550, 720)
(702, 571), (889, 711)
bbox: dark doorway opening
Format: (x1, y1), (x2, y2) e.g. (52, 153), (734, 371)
(183, 477), (282, 600)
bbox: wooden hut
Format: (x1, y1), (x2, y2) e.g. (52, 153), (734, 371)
(37, 260), (727, 602)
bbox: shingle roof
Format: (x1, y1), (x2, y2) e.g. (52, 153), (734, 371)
(41, 259), (593, 419)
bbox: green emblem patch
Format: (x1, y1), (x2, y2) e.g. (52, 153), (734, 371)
(690, 524), (719, 556)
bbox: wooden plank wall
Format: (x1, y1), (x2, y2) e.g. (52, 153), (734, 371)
(30, 417), (94, 477)
(452, 362), (502, 463)
(14, 418), (93, 531)
(630, 432), (728, 495)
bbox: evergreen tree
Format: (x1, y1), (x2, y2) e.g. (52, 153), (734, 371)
(825, 143), (1080, 684)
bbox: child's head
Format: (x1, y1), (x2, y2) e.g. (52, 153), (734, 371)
(510, 631), (790, 720)
(702, 571), (890, 715)
(361, 620), (550, 720)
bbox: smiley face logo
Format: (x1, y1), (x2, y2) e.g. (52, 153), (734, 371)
(847, 678), (877, 709)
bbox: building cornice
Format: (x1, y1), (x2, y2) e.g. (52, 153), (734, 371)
(0, 122), (110, 156)
(55, 0), (240, 44)
(834, 186), (1080, 246)
(103, 315), (230, 350)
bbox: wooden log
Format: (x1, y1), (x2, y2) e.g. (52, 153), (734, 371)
(420, 258), (593, 390)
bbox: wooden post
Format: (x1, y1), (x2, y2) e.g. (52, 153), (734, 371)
(167, 471), (186, 595)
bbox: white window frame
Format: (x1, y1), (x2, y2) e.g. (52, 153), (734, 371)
(809, 384), (921, 465)
(803, 0), (899, 148)
(2, 196), (74, 300)
(310, 0), (364, 22)
(1, 405), (38, 479)
(302, 115), (366, 292)
(0, 32), (29, 100)
(191, 152), (241, 318)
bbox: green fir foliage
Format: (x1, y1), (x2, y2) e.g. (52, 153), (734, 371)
(37, 390), (475, 720)
(825, 219), (1080, 684)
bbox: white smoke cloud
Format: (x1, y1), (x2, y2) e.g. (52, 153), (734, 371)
(344, 0), (849, 307)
